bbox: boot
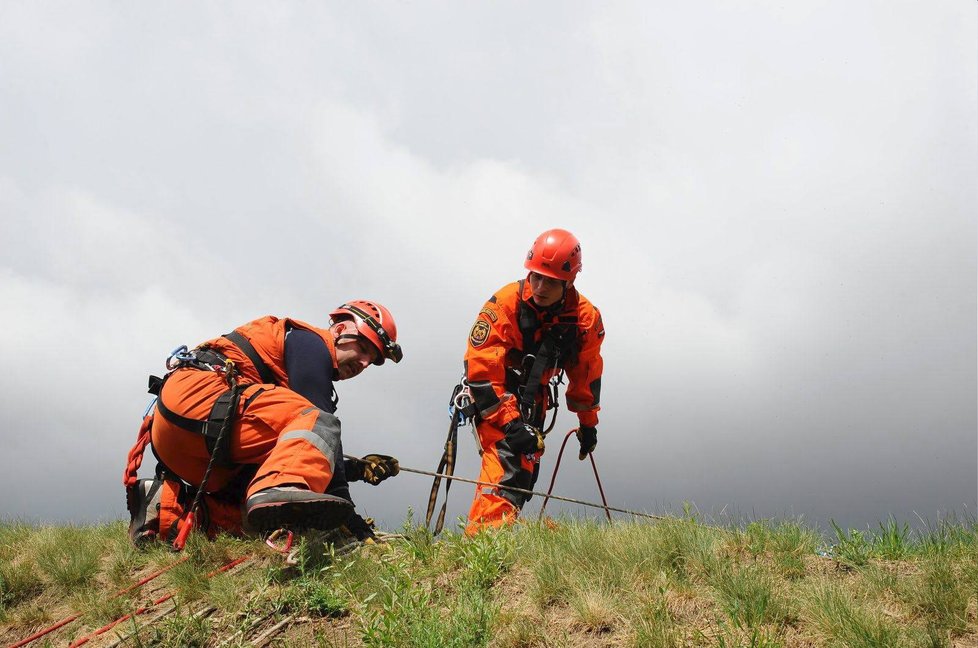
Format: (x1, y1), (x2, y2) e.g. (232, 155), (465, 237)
(245, 486), (354, 532)
(127, 478), (163, 545)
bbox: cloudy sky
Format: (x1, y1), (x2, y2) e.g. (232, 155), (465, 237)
(1, 2), (974, 536)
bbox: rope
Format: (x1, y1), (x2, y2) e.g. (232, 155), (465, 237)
(173, 359), (240, 551)
(396, 465), (669, 522)
(66, 556), (250, 648)
(539, 429), (611, 521)
(8, 557), (189, 648)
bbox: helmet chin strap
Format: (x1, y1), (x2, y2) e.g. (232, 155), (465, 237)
(332, 319), (361, 344)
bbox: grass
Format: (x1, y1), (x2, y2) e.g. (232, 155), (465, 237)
(0, 515), (976, 646)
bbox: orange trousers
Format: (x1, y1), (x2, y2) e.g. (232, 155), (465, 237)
(151, 368), (345, 535)
(465, 420), (541, 536)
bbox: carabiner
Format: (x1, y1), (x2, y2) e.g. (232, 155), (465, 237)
(265, 529), (295, 554)
(166, 345), (196, 370)
(453, 387), (472, 412)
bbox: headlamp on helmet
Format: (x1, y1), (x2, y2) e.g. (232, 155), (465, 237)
(329, 300), (402, 365)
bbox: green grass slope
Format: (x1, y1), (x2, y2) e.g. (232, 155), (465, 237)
(2, 515), (978, 647)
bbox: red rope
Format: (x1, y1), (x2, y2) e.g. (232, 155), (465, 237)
(7, 614), (81, 648)
(588, 452), (613, 522)
(66, 556), (250, 648)
(123, 414), (154, 489)
(539, 429), (612, 522)
(7, 556), (189, 648)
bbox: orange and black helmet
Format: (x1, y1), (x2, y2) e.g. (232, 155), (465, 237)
(330, 300), (402, 365)
(524, 228), (582, 282)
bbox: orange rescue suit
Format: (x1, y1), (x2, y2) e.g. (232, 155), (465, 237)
(464, 280), (604, 534)
(150, 316), (347, 538)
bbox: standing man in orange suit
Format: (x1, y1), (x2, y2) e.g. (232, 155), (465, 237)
(463, 229), (605, 535)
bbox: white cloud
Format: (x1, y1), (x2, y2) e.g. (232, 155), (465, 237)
(0, 1), (973, 530)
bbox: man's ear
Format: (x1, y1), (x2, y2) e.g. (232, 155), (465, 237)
(330, 319), (353, 336)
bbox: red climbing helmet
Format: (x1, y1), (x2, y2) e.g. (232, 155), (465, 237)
(524, 228), (582, 282)
(329, 300), (402, 365)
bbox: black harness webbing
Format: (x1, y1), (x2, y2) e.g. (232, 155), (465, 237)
(519, 334), (557, 422)
(513, 283), (578, 425)
(222, 330), (277, 385)
(154, 330), (276, 470)
(156, 389), (207, 436)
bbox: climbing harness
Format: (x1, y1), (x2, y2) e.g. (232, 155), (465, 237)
(166, 355), (242, 550)
(124, 333), (280, 551)
(509, 278), (578, 431)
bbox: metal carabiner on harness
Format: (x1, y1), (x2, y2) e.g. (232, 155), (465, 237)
(165, 345), (197, 371)
(449, 378), (477, 424)
(541, 370), (565, 435)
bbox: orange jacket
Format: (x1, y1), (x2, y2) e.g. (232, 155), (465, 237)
(464, 280), (604, 429)
(202, 316), (337, 387)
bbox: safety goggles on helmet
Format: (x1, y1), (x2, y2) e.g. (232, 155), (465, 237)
(335, 303), (403, 365)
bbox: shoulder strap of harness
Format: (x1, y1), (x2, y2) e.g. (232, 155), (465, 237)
(513, 284), (582, 423)
(222, 330), (277, 385)
(515, 280), (540, 356)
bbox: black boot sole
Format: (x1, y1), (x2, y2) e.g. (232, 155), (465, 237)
(247, 497), (354, 532)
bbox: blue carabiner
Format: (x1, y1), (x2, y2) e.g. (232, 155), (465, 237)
(166, 344), (195, 370)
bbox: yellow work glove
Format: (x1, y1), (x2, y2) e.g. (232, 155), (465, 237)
(359, 454), (400, 485)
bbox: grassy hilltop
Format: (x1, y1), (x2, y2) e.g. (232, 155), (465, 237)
(2, 515), (978, 647)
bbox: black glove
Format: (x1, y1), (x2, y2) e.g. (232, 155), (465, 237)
(504, 419), (544, 455)
(342, 511), (377, 542)
(576, 426), (597, 460)
(346, 454), (399, 485)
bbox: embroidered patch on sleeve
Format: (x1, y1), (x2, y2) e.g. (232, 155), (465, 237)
(469, 319), (491, 347)
(479, 307), (498, 322)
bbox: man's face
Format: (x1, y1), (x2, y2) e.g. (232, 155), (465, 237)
(528, 271), (566, 307)
(332, 321), (379, 380)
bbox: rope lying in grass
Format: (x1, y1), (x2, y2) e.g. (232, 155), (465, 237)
(8, 555), (247, 648)
(8, 556), (190, 648)
(103, 604), (217, 648)
(101, 601), (179, 648)
(66, 556), (250, 648)
(397, 465), (670, 522)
